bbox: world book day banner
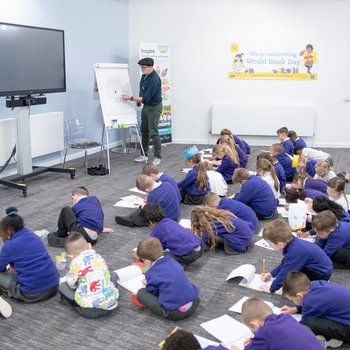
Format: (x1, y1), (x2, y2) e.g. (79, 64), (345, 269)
(228, 42), (318, 80)
(139, 43), (172, 143)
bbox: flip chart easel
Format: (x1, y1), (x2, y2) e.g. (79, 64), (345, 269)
(94, 63), (145, 173)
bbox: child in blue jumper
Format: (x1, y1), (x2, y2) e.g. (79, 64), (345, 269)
(178, 146), (210, 205)
(261, 219), (333, 294)
(48, 186), (112, 247)
(216, 128), (250, 156)
(232, 297), (325, 350)
(277, 127), (294, 156)
(190, 206), (253, 255)
(142, 163), (181, 203)
(312, 210), (350, 269)
(204, 192), (258, 231)
(269, 143), (296, 182)
(212, 144), (240, 184)
(282, 272), (348, 347)
(0, 207), (59, 302)
(294, 155), (316, 177)
(133, 237), (200, 320)
(288, 130), (307, 149)
(232, 168), (277, 220)
(115, 175), (181, 227)
(219, 134), (247, 168)
(142, 204), (203, 265)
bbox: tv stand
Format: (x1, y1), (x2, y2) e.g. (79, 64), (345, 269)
(0, 101), (75, 197)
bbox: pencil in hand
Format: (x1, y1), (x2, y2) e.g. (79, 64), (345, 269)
(262, 258), (266, 275)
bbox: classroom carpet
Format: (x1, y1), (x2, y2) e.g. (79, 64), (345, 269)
(0, 144), (349, 350)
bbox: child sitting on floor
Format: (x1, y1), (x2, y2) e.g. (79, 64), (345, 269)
(216, 128), (250, 156)
(293, 154), (317, 177)
(257, 152), (286, 191)
(219, 134), (247, 168)
(269, 143), (296, 182)
(142, 163), (181, 203)
(115, 175), (181, 227)
(190, 206), (253, 255)
(256, 158), (280, 200)
(230, 297), (325, 350)
(48, 186), (112, 247)
(288, 130), (307, 149)
(212, 144), (240, 184)
(312, 210), (350, 269)
(277, 126), (294, 156)
(327, 177), (349, 212)
(204, 192), (258, 231)
(295, 146), (333, 166)
(59, 232), (119, 318)
(0, 207), (59, 302)
(141, 204), (203, 265)
(132, 237), (200, 320)
(282, 271), (348, 348)
(203, 162), (228, 197)
(261, 219), (333, 294)
(178, 146), (210, 205)
(232, 168), (277, 220)
(314, 160), (337, 183)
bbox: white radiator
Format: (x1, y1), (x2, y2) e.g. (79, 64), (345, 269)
(211, 105), (315, 137)
(0, 111), (64, 165)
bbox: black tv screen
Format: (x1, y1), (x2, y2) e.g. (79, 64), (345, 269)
(0, 22), (66, 97)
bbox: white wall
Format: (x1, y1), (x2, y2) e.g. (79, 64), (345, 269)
(129, 0), (350, 147)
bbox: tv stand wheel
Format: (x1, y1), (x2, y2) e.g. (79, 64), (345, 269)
(22, 189), (27, 197)
(70, 173), (75, 179)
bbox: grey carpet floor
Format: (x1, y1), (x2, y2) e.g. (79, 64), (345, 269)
(0, 144), (349, 350)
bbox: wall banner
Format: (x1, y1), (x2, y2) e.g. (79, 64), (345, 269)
(228, 42), (318, 80)
(139, 43), (172, 143)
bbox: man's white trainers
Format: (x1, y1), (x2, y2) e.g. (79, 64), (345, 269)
(134, 155), (148, 163)
(0, 296), (12, 318)
(152, 158), (161, 165)
(316, 335), (343, 348)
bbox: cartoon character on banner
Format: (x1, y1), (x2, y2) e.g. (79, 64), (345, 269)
(233, 53), (245, 73)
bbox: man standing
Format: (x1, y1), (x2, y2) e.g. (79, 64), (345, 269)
(122, 57), (162, 165)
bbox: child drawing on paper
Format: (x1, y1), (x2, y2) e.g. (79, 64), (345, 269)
(299, 44), (317, 74)
(233, 53), (245, 73)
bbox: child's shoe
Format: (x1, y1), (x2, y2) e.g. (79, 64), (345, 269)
(131, 294), (145, 309)
(0, 296), (12, 318)
(115, 216), (134, 227)
(316, 335), (343, 348)
(47, 232), (66, 247)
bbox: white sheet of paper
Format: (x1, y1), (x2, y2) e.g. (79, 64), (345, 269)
(229, 296), (274, 313)
(128, 187), (146, 195)
(277, 206), (288, 218)
(194, 335), (219, 348)
(258, 228), (264, 237)
(254, 238), (274, 251)
(201, 314), (251, 345)
(114, 265), (144, 294)
(181, 168), (192, 173)
(179, 219), (191, 230)
(278, 198), (286, 206)
(114, 200), (140, 208)
(225, 264), (256, 284)
(120, 195), (144, 205)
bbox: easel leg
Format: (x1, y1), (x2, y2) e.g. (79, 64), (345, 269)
(135, 126), (147, 163)
(105, 127), (111, 174)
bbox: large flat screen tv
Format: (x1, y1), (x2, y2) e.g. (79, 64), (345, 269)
(0, 22), (66, 97)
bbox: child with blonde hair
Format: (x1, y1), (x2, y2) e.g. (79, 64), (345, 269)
(293, 154), (316, 177)
(256, 158), (280, 200)
(190, 206), (253, 255)
(327, 177), (349, 212)
(314, 160), (337, 182)
(231, 297), (325, 350)
(217, 128), (250, 156)
(203, 162), (228, 197)
(59, 232), (119, 318)
(212, 144), (239, 184)
(178, 146), (210, 205)
(219, 134), (247, 168)
(269, 143), (296, 181)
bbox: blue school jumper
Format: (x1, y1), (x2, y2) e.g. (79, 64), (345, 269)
(177, 166), (210, 196)
(151, 218), (201, 256)
(216, 155), (239, 184)
(202, 216), (253, 252)
(72, 196), (104, 233)
(305, 159), (317, 177)
(299, 280), (350, 327)
(0, 228), (59, 294)
(305, 178), (327, 194)
(234, 175), (277, 218)
(310, 210), (350, 236)
(233, 135), (247, 153)
(304, 188), (328, 200)
(148, 182), (181, 221)
(236, 145), (247, 168)
(282, 139), (294, 156)
(274, 161), (286, 191)
(270, 237), (333, 293)
(244, 313), (324, 350)
(145, 256), (199, 311)
(315, 221), (350, 257)
(202, 346), (228, 350)
(293, 137), (307, 149)
(158, 172), (182, 203)
(218, 197), (258, 230)
(275, 153), (296, 180)
(242, 139), (251, 155)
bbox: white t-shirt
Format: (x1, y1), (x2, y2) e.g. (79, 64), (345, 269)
(207, 170), (228, 196)
(333, 195), (349, 212)
(261, 172), (280, 199)
(314, 170), (337, 183)
(302, 147), (330, 160)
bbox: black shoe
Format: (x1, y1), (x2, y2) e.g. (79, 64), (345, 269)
(115, 216), (134, 227)
(337, 172), (349, 182)
(47, 232), (67, 247)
